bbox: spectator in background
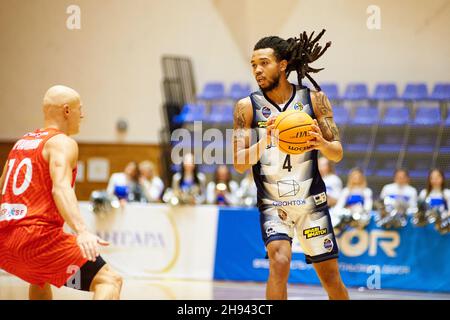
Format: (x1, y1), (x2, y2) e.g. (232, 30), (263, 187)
(419, 168), (450, 212)
(380, 168), (418, 213)
(318, 157), (343, 208)
(139, 160), (164, 203)
(335, 167), (373, 213)
(171, 153), (206, 205)
(237, 171), (258, 207)
(206, 165), (239, 206)
(107, 161), (144, 203)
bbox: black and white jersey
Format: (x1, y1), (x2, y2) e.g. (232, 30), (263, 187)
(250, 84), (328, 213)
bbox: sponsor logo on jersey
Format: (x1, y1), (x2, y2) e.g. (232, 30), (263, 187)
(13, 139), (42, 151)
(0, 203), (27, 222)
(303, 226), (328, 239)
(294, 102), (304, 111)
(262, 106), (271, 118)
(313, 192), (327, 206)
(277, 180), (300, 197)
(324, 238), (333, 252)
(272, 199), (306, 207)
(257, 121), (267, 128)
(277, 209), (287, 221)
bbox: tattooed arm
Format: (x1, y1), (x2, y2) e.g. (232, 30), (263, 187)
(309, 91), (344, 162)
(232, 97), (275, 173)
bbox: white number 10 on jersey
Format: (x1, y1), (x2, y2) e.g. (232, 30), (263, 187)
(2, 158), (33, 196)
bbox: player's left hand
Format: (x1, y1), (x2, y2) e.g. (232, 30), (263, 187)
(307, 119), (329, 151)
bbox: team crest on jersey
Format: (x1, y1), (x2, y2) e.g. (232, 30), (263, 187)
(294, 102), (304, 110)
(262, 106), (271, 118)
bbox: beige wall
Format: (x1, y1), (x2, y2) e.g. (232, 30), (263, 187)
(0, 0), (449, 143)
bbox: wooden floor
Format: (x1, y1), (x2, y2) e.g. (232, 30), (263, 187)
(1, 274), (449, 300)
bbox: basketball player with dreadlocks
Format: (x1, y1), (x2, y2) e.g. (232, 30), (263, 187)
(232, 30), (349, 300)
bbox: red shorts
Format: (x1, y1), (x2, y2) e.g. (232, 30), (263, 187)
(0, 225), (88, 288)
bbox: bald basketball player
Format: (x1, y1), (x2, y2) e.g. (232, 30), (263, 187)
(0, 85), (122, 300)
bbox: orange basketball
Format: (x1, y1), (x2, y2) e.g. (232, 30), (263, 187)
(273, 110), (314, 155)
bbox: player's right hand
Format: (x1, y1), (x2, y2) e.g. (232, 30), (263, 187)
(76, 230), (110, 262)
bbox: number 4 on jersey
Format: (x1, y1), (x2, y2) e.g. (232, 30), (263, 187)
(283, 155), (292, 172)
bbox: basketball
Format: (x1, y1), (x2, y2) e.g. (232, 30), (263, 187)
(273, 110), (314, 155)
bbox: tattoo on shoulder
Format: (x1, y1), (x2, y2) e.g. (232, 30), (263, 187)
(314, 91), (332, 116)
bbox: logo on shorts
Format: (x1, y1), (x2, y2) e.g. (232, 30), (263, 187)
(324, 238), (333, 252)
(262, 106), (271, 118)
(266, 227), (277, 237)
(303, 226), (327, 239)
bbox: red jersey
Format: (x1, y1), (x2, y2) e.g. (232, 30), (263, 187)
(0, 128), (87, 288)
(0, 128), (77, 229)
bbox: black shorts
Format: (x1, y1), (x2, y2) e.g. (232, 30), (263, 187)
(64, 255), (107, 291)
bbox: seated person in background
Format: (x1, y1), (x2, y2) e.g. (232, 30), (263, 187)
(171, 153), (206, 205)
(335, 168), (373, 212)
(333, 168), (373, 229)
(138, 160), (164, 202)
(107, 161), (144, 203)
(206, 165), (239, 206)
(380, 168), (418, 214)
(416, 169), (450, 231)
(318, 156), (343, 208)
(237, 171), (258, 207)
(419, 169), (450, 210)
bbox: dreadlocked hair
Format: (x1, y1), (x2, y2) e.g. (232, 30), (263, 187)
(285, 29), (331, 91)
(254, 30), (331, 91)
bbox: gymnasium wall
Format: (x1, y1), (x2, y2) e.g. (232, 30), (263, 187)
(0, 0), (449, 143)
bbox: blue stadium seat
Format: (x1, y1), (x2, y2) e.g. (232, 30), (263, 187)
(380, 105), (411, 126)
(372, 83), (398, 100)
(333, 105), (350, 125)
(372, 158), (398, 177)
(173, 103), (207, 124)
(320, 83), (339, 100)
(207, 104), (234, 123)
(228, 83), (252, 100)
(375, 134), (404, 152)
(446, 107), (450, 126)
(197, 82), (225, 100)
(442, 162), (450, 180)
(335, 159), (366, 176)
(407, 135), (436, 153)
(345, 135), (372, 152)
(343, 83), (368, 100)
(403, 158), (433, 178)
(183, 103), (207, 122)
(440, 134), (450, 154)
(430, 83), (450, 101)
(401, 83), (428, 100)
(350, 105), (379, 125)
(412, 104), (442, 126)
